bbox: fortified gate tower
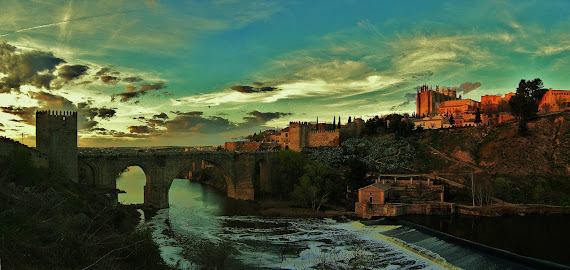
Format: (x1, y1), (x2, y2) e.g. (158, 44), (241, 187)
(36, 111), (78, 182)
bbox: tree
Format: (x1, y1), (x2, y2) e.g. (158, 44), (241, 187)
(337, 116), (341, 129)
(449, 115), (455, 126)
(291, 162), (333, 211)
(474, 108), (482, 125)
(271, 150), (308, 199)
(348, 116), (352, 124)
(344, 158), (368, 191)
(509, 78), (545, 120)
(509, 78), (546, 136)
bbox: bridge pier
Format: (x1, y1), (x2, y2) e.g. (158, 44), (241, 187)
(144, 182), (170, 209)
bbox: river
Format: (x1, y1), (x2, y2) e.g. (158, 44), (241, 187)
(117, 170), (568, 269)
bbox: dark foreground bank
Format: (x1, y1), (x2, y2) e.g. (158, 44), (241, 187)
(0, 179), (170, 269)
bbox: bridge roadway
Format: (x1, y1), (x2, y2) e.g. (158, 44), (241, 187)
(78, 150), (273, 208)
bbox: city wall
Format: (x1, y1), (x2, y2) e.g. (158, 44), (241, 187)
(0, 136), (49, 168)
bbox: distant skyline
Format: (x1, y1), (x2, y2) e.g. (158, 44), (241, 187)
(1, 0), (569, 147)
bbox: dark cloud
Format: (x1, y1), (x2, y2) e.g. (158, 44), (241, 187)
(230, 84), (279, 94)
(411, 70), (434, 79)
(242, 110), (291, 125)
(101, 75), (118, 84)
(171, 111), (203, 117)
(98, 108), (117, 119)
(139, 82), (166, 91)
(0, 106), (38, 125)
(459, 81), (482, 94)
(123, 77), (143, 83)
(29, 91), (74, 110)
(0, 41), (66, 92)
(112, 82), (167, 102)
(95, 67), (110, 76)
(164, 111), (232, 133)
(128, 125), (151, 134)
(153, 112), (169, 119)
(114, 91), (141, 102)
(58, 65), (89, 81)
(405, 93), (417, 99)
(390, 92), (417, 111)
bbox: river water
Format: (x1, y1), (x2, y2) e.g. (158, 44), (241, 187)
(117, 171), (567, 269)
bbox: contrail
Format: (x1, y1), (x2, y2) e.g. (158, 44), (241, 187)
(0, 9), (146, 38)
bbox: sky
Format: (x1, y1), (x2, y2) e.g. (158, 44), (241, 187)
(1, 0), (569, 147)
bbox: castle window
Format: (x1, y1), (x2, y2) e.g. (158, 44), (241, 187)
(286, 133), (288, 137)
(63, 117), (66, 120)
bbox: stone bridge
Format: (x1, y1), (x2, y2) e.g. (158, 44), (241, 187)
(78, 151), (273, 208)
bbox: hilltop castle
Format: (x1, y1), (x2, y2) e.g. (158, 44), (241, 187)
(225, 117), (365, 152)
(414, 85), (569, 129)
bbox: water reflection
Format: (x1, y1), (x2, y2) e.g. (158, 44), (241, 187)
(116, 166), (145, 204)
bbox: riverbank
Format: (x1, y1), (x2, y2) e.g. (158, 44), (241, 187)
(456, 203), (570, 216)
(256, 199), (358, 218)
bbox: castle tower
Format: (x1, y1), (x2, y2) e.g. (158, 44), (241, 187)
(36, 110), (78, 182)
(288, 122), (310, 151)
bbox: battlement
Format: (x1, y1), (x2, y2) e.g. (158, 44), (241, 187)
(36, 110), (77, 117)
(310, 129), (339, 134)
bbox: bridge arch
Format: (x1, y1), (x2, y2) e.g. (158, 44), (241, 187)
(173, 158), (237, 199)
(253, 158), (271, 199)
(78, 161), (97, 186)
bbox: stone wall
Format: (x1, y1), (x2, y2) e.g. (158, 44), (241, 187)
(224, 141), (262, 151)
(0, 136), (48, 168)
(307, 129), (339, 147)
(356, 202), (456, 218)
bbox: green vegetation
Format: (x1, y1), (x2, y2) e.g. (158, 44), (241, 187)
(0, 150), (168, 269)
(493, 175), (570, 205)
(362, 114), (415, 137)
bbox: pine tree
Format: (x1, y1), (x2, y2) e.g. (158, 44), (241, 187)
(337, 116), (341, 129)
(474, 108), (482, 124)
(348, 116), (352, 124)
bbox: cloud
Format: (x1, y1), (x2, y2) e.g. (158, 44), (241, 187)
(58, 64), (89, 81)
(0, 41), (65, 93)
(0, 106), (38, 125)
(101, 75), (118, 84)
(230, 84), (279, 93)
(458, 81), (482, 94)
(242, 110), (291, 125)
(123, 76), (143, 83)
(29, 91), (74, 110)
(98, 108), (117, 119)
(95, 67), (110, 76)
(113, 82), (167, 102)
(164, 111), (232, 133)
(139, 82), (166, 91)
(128, 125), (151, 134)
(153, 112), (169, 119)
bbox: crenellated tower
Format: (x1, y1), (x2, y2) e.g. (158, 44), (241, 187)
(36, 110), (78, 182)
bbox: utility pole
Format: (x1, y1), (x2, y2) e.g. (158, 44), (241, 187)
(471, 170), (475, 207)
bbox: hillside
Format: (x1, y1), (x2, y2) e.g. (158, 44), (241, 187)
(415, 111), (570, 205)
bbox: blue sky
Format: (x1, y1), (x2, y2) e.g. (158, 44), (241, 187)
(1, 0), (569, 146)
